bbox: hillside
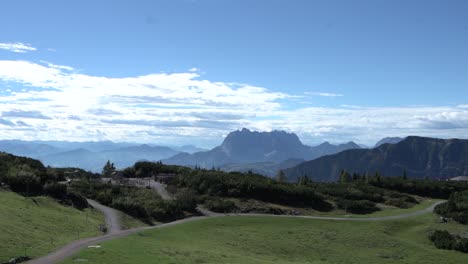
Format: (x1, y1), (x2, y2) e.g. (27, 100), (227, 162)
(0, 190), (103, 262)
(164, 128), (360, 172)
(285, 136), (468, 182)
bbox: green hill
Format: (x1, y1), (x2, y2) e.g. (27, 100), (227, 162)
(0, 189), (104, 262)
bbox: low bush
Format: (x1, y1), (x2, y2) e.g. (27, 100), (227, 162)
(204, 198), (237, 213)
(435, 190), (468, 224)
(429, 230), (468, 253)
(336, 199), (379, 214)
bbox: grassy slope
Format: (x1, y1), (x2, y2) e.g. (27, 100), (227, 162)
(118, 211), (149, 229)
(0, 190), (104, 262)
(62, 214), (468, 264)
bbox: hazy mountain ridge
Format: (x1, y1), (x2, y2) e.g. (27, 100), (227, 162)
(0, 140), (187, 172)
(163, 128), (361, 174)
(285, 136), (468, 182)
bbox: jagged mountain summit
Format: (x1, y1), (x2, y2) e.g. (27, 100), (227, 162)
(164, 128), (361, 172)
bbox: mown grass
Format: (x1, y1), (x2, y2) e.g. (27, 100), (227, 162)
(0, 189), (104, 262)
(62, 213), (468, 264)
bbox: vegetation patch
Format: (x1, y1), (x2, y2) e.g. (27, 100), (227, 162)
(435, 190), (468, 224)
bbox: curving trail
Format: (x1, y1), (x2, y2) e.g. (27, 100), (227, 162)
(86, 199), (121, 234)
(26, 200), (445, 264)
(227, 200), (445, 221)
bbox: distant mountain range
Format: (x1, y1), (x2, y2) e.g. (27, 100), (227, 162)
(163, 128), (361, 176)
(0, 140), (205, 172)
(285, 136), (468, 182)
(0, 131), (422, 178)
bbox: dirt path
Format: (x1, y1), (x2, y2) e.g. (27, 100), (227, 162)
(26, 216), (208, 264)
(26, 200), (445, 264)
(86, 199), (121, 234)
(227, 200), (445, 221)
(148, 180), (173, 200)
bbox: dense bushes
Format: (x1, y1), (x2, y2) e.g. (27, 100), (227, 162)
(71, 181), (196, 222)
(123, 161), (190, 178)
(435, 190), (468, 224)
(429, 230), (468, 253)
(336, 199), (379, 214)
(370, 177), (468, 199)
(204, 197), (237, 213)
(43, 182), (68, 199)
(307, 182), (419, 213)
(175, 170), (333, 211)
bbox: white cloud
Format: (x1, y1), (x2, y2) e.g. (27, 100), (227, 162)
(0, 42), (37, 53)
(0, 60), (287, 145)
(305, 92), (344, 97)
(0, 59), (467, 146)
(188, 67), (199, 72)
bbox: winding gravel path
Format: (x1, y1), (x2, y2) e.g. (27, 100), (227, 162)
(26, 200), (445, 264)
(86, 199), (121, 234)
(148, 180), (173, 200)
(228, 200), (445, 221)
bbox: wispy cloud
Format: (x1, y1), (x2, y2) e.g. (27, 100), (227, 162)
(39, 60), (74, 71)
(305, 92), (344, 97)
(0, 42), (37, 53)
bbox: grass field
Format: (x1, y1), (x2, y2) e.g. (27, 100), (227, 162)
(61, 213), (468, 264)
(0, 189), (104, 262)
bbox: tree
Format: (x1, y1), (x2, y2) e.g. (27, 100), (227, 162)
(339, 170), (350, 184)
(102, 160), (116, 178)
(276, 170), (287, 183)
(402, 169), (408, 180)
(297, 174), (311, 186)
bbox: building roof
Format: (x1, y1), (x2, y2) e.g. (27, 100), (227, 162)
(449, 176), (468, 181)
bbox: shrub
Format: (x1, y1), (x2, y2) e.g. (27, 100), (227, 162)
(429, 230), (456, 250)
(174, 188), (198, 212)
(454, 237), (468, 253)
(67, 191), (89, 210)
(43, 182), (68, 199)
(204, 198), (237, 213)
(336, 199), (379, 214)
(435, 190), (468, 224)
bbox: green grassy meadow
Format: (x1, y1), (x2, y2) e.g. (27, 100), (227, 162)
(62, 213), (468, 264)
(0, 189), (104, 262)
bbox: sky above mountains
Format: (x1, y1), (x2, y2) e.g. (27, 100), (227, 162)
(0, 0), (467, 147)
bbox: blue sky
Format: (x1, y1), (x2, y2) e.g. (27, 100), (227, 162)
(0, 0), (468, 147)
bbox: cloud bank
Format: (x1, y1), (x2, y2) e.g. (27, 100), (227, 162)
(0, 59), (467, 147)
